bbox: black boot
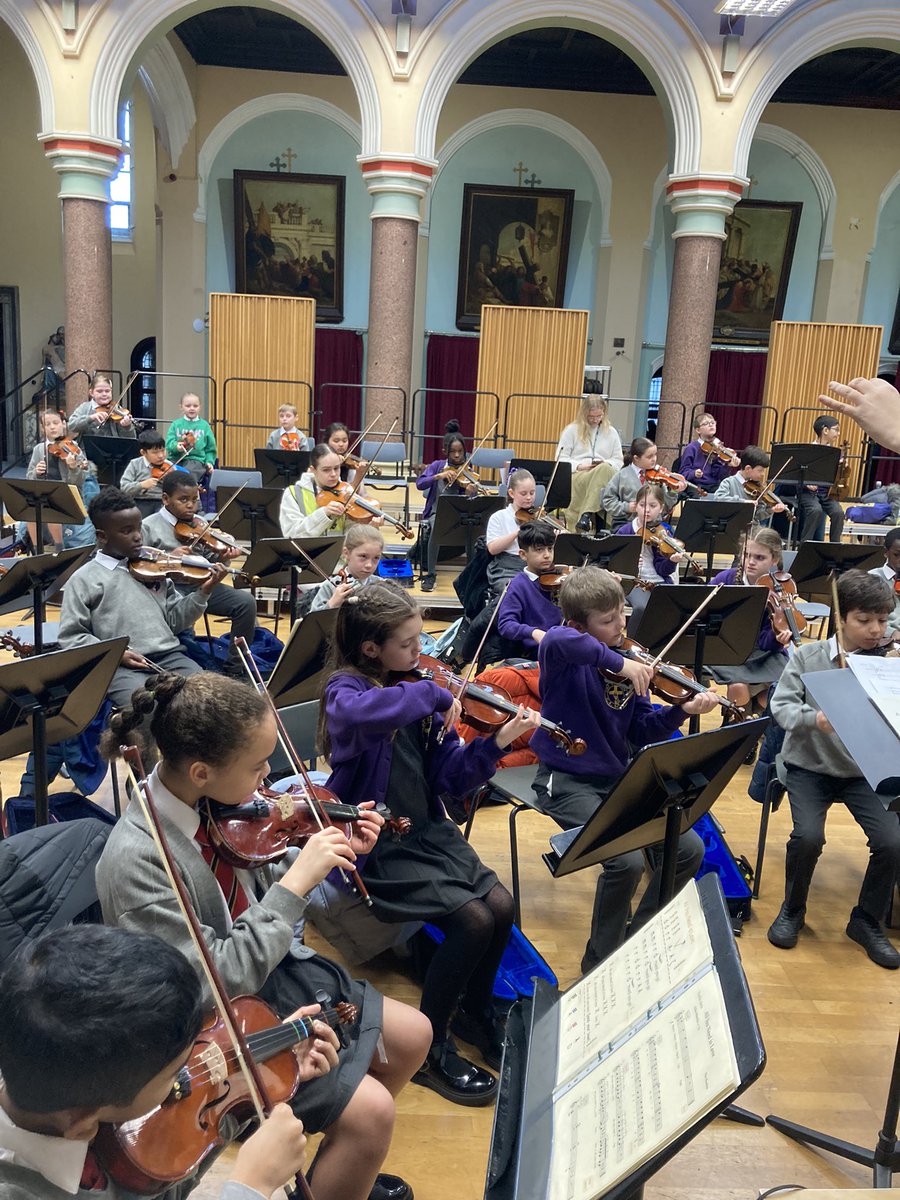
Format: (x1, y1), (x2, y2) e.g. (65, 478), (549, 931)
(846, 907), (900, 969)
(767, 902), (805, 949)
(450, 1004), (507, 1070)
(412, 1038), (497, 1106)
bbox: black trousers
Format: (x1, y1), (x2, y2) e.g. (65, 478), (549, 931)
(782, 763), (900, 921)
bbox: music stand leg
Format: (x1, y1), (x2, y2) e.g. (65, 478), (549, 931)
(12, 693), (50, 827)
(689, 621), (709, 736)
(31, 581), (45, 656)
(658, 802), (683, 908)
(289, 565), (301, 628)
(33, 497), (45, 559)
(705, 535), (716, 584)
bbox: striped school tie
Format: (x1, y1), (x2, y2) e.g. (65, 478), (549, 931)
(194, 816), (250, 920)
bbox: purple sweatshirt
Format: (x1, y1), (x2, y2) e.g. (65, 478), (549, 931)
(416, 458), (467, 519)
(497, 571), (562, 648)
(613, 520), (678, 582)
(710, 567), (786, 655)
(679, 440), (734, 493)
(324, 671), (506, 814)
(532, 625), (687, 776)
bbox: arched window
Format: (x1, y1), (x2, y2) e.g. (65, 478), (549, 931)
(130, 337), (156, 420)
(109, 100), (133, 241)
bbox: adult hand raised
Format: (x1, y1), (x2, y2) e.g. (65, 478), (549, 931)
(820, 377), (900, 452)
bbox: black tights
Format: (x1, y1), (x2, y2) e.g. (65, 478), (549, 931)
(420, 883), (514, 1046)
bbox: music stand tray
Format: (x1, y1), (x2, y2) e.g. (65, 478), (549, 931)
(0, 478), (87, 558)
(253, 448), (310, 490)
(509, 458), (572, 512)
(266, 609), (338, 708)
(674, 499), (756, 581)
(790, 540), (884, 596)
(0, 638), (127, 827)
(553, 533), (641, 579)
(241, 537), (343, 626)
(485, 873), (766, 1200)
(214, 486), (284, 545)
(0, 548), (92, 653)
(431, 495), (505, 569)
(82, 434), (141, 486)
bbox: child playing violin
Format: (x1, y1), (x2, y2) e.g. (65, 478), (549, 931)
(26, 407), (90, 551)
(120, 429), (190, 517)
(166, 393), (217, 486)
(712, 445), (787, 525)
(311, 524), (385, 611)
(496, 521), (562, 660)
(68, 372), (137, 440)
(280, 444), (385, 540)
(97, 671), (431, 1200)
(706, 526), (792, 717)
(485, 468), (537, 591)
(267, 403), (311, 451)
(678, 412), (740, 493)
(417, 420), (479, 592)
(323, 422), (372, 487)
(142, 472), (258, 678)
(320, 583), (541, 1105)
(868, 526), (900, 642)
(531, 567), (718, 972)
(599, 438), (684, 530)
(58, 488), (225, 707)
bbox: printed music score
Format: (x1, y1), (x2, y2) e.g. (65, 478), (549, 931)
(548, 883), (740, 1200)
(847, 654), (900, 739)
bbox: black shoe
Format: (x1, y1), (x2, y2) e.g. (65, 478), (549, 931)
(421, 574), (436, 593)
(846, 911), (900, 969)
(369, 1174), (413, 1200)
(412, 1039), (497, 1106)
(575, 512), (594, 534)
(450, 1006), (506, 1071)
(767, 902), (805, 949)
(580, 948), (601, 975)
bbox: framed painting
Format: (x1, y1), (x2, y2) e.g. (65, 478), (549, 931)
(456, 183), (575, 331)
(234, 169), (345, 323)
(714, 199), (802, 344)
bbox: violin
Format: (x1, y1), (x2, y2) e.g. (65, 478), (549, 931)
(342, 451), (381, 479)
(538, 564), (576, 599)
(856, 632), (900, 658)
(756, 569), (807, 647)
(280, 430), (303, 452)
(442, 463), (492, 497)
(642, 466), (707, 498)
(0, 631), (34, 658)
(177, 430), (197, 451)
(107, 400), (131, 423)
(128, 548), (213, 587)
(699, 437), (739, 467)
(828, 440), (851, 501)
(514, 506), (567, 532)
(175, 518), (241, 555)
(150, 459), (177, 480)
(48, 435), (85, 463)
(603, 637), (746, 718)
(743, 479), (796, 522)
(396, 654), (587, 756)
(638, 522), (702, 573)
(93, 994), (357, 1194)
(317, 482), (414, 540)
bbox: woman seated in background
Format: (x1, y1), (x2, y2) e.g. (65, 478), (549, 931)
(557, 394), (624, 531)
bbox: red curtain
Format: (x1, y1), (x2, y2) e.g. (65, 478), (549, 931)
(422, 334), (480, 463)
(704, 350), (769, 451)
(314, 329), (363, 437)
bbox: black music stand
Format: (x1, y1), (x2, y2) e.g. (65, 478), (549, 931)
(508, 458), (572, 512)
(0, 638), (127, 827)
(790, 539), (884, 596)
(553, 532), (642, 579)
(769, 442), (841, 547)
(253, 448), (310, 490)
(266, 609), (338, 707)
(0, 478), (87, 556)
(214, 486), (283, 546)
(82, 434), (141, 486)
(429, 494), (505, 575)
(630, 585), (768, 733)
(241, 536), (343, 627)
(0, 548), (91, 654)
(674, 499), (756, 581)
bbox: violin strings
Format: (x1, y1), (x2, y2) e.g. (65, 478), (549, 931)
(176, 1018), (322, 1090)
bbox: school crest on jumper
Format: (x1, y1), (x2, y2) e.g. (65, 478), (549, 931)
(604, 678), (633, 710)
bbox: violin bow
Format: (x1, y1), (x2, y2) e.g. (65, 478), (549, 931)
(110, 371), (138, 421)
(830, 573), (847, 669)
(119, 746), (316, 1200)
(232, 637), (373, 907)
(447, 421), (498, 488)
(438, 578), (512, 744)
(333, 418), (398, 518)
(759, 454), (794, 506)
(184, 481), (250, 553)
(290, 539), (333, 585)
(343, 411), (382, 464)
(649, 583), (723, 670)
(534, 447), (564, 523)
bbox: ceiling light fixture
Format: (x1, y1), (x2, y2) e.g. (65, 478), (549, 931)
(715, 0), (799, 15)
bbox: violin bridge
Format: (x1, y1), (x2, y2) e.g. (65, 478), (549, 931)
(273, 793), (294, 821)
(198, 1042), (228, 1087)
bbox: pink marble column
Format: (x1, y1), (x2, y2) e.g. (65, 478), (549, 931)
(365, 216), (418, 431)
(62, 198), (113, 410)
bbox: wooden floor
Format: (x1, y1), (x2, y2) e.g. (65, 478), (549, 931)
(1, 554), (898, 1200)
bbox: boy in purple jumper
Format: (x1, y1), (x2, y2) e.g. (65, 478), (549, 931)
(678, 412), (739, 493)
(496, 521), (562, 660)
(531, 566), (718, 972)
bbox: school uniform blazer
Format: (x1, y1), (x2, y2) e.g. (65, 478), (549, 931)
(96, 799), (311, 1009)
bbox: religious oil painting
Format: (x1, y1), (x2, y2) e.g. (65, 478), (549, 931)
(714, 199), (802, 344)
(234, 169), (345, 323)
(456, 184), (575, 331)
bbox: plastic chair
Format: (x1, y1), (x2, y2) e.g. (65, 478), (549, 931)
(471, 447), (516, 472)
(360, 440), (410, 522)
(266, 700), (320, 776)
(753, 755), (787, 899)
(208, 468), (263, 492)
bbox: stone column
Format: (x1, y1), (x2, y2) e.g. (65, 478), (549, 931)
(657, 175), (746, 462)
(359, 156), (435, 434)
(40, 135), (121, 409)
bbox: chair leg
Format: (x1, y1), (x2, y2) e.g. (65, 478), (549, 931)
(753, 796), (773, 900)
(509, 803), (526, 929)
(110, 759), (122, 819)
(463, 785), (486, 842)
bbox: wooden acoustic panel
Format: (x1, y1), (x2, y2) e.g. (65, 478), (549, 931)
(761, 321), (883, 496)
(208, 292), (316, 467)
(475, 306), (589, 455)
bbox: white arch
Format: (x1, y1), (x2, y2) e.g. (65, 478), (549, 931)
(137, 36), (196, 170)
(195, 94), (362, 222)
(733, 4), (900, 178)
(413, 0), (705, 175)
(0, 1), (55, 132)
(425, 109), (613, 243)
(644, 165), (670, 249)
(90, 0), (380, 154)
(753, 123), (836, 257)
(877, 169), (900, 226)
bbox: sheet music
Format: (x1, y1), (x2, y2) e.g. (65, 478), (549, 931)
(549, 968), (739, 1200)
(555, 882), (712, 1086)
(847, 654), (900, 738)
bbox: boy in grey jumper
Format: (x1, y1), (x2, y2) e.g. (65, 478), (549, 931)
(0, 925), (312, 1200)
(768, 569), (900, 968)
(712, 444), (788, 525)
(58, 488), (225, 707)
